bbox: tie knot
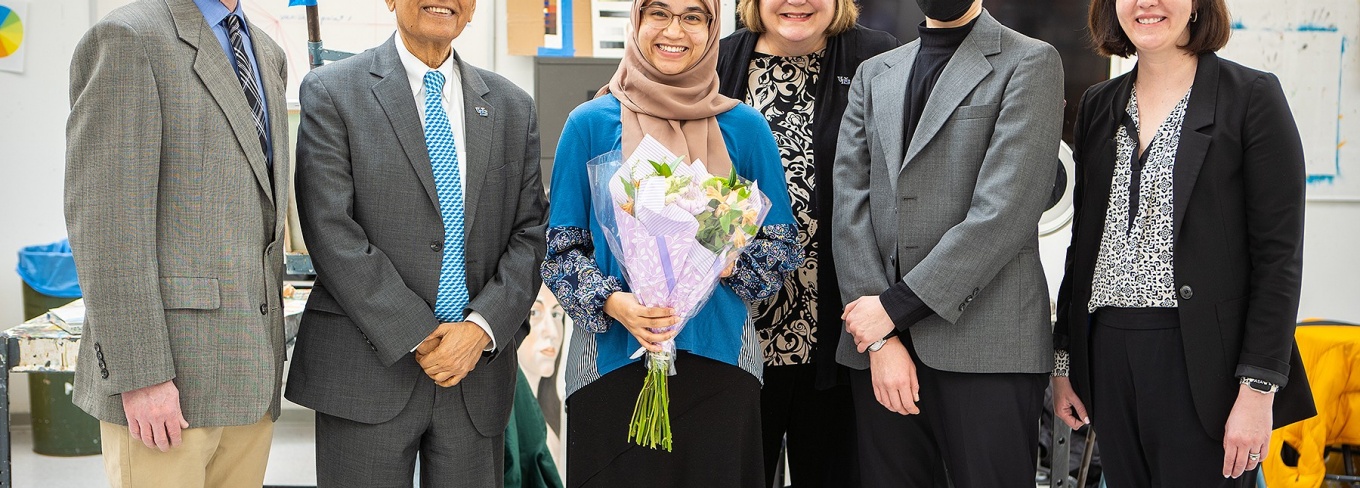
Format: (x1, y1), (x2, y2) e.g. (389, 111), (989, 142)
(223, 13), (242, 32)
(423, 70), (445, 95)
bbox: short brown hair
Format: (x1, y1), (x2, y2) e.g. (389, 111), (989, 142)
(1088, 0), (1231, 57)
(737, 0), (860, 37)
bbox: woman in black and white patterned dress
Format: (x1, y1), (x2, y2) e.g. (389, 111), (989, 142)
(717, 1), (897, 486)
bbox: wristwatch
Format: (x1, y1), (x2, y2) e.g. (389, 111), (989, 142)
(1240, 377), (1280, 394)
(867, 330), (900, 353)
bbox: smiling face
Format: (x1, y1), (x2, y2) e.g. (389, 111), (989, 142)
(386, 0), (476, 52)
(637, 0), (712, 75)
(1116, 0), (1194, 57)
(758, 0), (834, 47)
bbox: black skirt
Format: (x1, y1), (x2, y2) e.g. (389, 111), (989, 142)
(566, 353), (764, 488)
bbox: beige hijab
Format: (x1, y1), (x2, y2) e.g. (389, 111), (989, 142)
(600, 0), (740, 176)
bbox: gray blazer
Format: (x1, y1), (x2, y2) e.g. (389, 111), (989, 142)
(65, 0), (291, 427)
(284, 37), (548, 437)
(833, 11), (1062, 374)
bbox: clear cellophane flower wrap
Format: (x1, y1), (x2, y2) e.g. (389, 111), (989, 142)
(586, 135), (771, 451)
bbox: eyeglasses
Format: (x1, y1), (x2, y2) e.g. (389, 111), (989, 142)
(639, 6), (712, 33)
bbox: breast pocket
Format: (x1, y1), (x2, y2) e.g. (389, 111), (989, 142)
(951, 103), (1000, 121)
(159, 277), (221, 310)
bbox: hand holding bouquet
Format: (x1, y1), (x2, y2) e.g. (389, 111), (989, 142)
(587, 135), (770, 451)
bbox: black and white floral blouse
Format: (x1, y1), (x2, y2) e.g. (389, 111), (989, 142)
(1088, 87), (1191, 312)
(745, 50), (822, 366)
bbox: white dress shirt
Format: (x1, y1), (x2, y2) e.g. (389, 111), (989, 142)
(395, 33), (495, 351)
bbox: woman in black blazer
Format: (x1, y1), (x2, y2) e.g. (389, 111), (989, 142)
(1051, 0), (1316, 486)
(715, 1), (898, 486)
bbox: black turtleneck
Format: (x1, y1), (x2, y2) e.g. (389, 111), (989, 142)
(879, 16), (979, 334)
(902, 17), (978, 156)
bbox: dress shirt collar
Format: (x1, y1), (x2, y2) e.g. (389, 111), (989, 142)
(394, 32), (460, 102)
(193, 0), (245, 29)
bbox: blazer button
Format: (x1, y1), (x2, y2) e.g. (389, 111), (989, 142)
(431, 241), (444, 252)
(259, 303), (269, 315)
(1179, 285), (1194, 300)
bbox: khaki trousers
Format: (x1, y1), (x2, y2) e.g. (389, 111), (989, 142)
(100, 414), (274, 488)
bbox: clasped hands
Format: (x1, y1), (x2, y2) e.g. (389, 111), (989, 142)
(844, 295), (921, 416)
(602, 262), (735, 354)
(415, 322), (491, 387)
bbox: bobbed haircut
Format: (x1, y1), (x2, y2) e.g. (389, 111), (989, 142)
(1088, 0), (1231, 57)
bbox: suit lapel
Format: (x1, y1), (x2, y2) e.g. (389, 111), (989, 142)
(870, 46), (916, 193)
(169, 0), (275, 206)
(902, 12), (1000, 172)
(370, 38), (442, 212)
(250, 24), (289, 240)
(1172, 53), (1218, 240)
(456, 55), (494, 235)
(1087, 72), (1136, 249)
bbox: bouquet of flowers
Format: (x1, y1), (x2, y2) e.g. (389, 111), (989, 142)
(587, 135), (770, 451)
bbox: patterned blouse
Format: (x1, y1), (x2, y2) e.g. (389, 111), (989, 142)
(745, 50), (823, 366)
(1088, 87), (1191, 312)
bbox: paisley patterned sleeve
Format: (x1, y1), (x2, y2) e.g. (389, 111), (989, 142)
(541, 226), (622, 333)
(724, 223), (803, 302)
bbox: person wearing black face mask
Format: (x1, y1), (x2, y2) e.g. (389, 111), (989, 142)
(832, 0), (1065, 486)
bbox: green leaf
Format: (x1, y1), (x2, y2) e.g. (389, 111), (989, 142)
(649, 160), (673, 177)
(619, 176), (635, 199)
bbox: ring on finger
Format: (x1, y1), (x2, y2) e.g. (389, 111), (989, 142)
(1247, 452), (1261, 461)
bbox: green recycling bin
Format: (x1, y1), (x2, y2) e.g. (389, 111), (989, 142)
(18, 240), (101, 456)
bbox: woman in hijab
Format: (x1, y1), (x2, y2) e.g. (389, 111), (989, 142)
(540, 0), (801, 486)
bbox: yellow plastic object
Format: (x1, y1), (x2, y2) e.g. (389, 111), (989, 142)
(1264, 323), (1360, 487)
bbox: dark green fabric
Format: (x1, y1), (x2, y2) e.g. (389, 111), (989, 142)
(505, 368), (564, 488)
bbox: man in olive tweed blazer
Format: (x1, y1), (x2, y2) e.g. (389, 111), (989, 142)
(65, 0), (289, 484)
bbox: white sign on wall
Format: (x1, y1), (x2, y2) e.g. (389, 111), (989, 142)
(0, 0), (29, 74)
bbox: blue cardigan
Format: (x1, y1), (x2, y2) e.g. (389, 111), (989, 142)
(542, 94), (800, 397)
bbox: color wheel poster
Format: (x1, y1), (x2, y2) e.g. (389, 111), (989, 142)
(0, 0), (26, 74)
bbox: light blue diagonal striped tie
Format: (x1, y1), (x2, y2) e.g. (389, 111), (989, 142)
(423, 70), (469, 322)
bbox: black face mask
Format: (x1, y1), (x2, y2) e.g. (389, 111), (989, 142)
(916, 0), (973, 22)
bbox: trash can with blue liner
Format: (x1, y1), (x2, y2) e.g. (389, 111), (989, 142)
(17, 239), (100, 456)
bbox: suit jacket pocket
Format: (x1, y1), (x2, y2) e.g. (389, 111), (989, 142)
(159, 277), (221, 310)
(951, 103), (1000, 120)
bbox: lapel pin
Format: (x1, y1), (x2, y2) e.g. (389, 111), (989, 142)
(838, 76), (852, 86)
(475, 106), (489, 117)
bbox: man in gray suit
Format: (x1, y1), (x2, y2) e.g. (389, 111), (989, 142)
(65, 0), (289, 485)
(832, 0), (1062, 486)
(285, 0), (547, 485)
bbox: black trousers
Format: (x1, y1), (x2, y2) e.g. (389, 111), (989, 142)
(566, 353), (764, 488)
(1090, 308), (1257, 488)
(849, 338), (1046, 488)
(760, 363), (858, 488)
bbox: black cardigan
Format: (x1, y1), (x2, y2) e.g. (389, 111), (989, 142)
(717, 26), (900, 389)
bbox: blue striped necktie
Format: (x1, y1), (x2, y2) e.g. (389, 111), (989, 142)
(222, 15), (269, 164)
(423, 70), (469, 323)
